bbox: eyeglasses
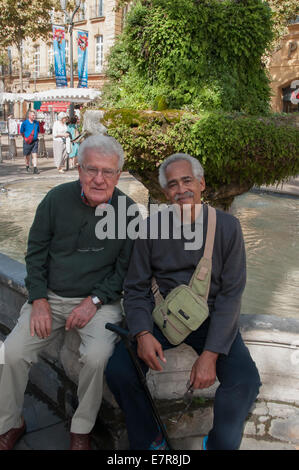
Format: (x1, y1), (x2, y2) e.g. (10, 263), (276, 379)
(168, 380), (194, 424)
(81, 165), (120, 179)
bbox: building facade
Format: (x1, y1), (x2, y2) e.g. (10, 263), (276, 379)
(268, 17), (299, 113)
(0, 0), (127, 118)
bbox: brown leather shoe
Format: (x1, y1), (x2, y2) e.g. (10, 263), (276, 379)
(0, 420), (26, 450)
(70, 432), (91, 450)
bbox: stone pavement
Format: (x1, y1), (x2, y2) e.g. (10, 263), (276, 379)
(12, 389), (299, 450)
(13, 387), (70, 450)
(1, 135), (299, 451)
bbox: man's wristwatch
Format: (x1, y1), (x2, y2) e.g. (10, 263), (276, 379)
(91, 295), (102, 308)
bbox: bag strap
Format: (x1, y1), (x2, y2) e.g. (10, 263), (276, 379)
(152, 204), (217, 304)
(203, 205), (216, 260)
(195, 205), (216, 282)
(151, 277), (164, 305)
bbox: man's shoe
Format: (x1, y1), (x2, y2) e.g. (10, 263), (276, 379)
(148, 432), (169, 450)
(202, 435), (208, 450)
(0, 420), (26, 450)
(26, 166), (30, 172)
(33, 167), (39, 174)
(70, 432), (91, 450)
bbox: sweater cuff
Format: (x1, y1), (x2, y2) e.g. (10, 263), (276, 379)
(90, 290), (107, 305)
(28, 290), (49, 304)
(127, 316), (154, 339)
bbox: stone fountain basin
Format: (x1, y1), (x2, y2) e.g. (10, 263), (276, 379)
(1, 251), (299, 412)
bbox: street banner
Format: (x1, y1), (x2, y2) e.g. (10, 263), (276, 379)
(77, 31), (88, 88)
(53, 25), (68, 88)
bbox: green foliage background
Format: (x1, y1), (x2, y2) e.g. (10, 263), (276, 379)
(102, 0), (274, 115)
(96, 0), (299, 206)
(102, 109), (299, 206)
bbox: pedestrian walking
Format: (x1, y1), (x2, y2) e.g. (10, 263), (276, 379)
(20, 110), (40, 174)
(52, 112), (69, 173)
(67, 116), (79, 169)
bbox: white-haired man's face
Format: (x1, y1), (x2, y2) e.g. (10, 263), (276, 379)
(163, 160), (205, 208)
(28, 111), (36, 122)
(78, 148), (121, 207)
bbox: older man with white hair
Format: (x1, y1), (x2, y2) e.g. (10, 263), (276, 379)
(0, 134), (137, 450)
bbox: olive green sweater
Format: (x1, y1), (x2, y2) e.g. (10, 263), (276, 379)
(25, 180), (137, 304)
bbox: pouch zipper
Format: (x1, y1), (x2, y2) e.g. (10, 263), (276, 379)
(162, 315), (184, 335)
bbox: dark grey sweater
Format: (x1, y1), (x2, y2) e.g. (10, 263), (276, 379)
(123, 204), (246, 355)
(25, 181), (136, 304)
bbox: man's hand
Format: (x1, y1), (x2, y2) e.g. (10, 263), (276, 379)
(65, 296), (97, 331)
(136, 331), (167, 371)
(190, 350), (218, 389)
(30, 298), (52, 339)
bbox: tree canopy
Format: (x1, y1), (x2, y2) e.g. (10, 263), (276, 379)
(0, 0), (80, 90)
(267, 0), (299, 43)
(102, 0), (275, 114)
(0, 0), (58, 48)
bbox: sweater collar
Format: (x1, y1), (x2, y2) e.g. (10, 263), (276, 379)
(79, 180), (112, 207)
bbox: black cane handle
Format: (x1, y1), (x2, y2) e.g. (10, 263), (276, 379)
(105, 322), (133, 342)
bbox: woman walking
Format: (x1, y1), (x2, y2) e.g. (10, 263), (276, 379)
(52, 112), (69, 173)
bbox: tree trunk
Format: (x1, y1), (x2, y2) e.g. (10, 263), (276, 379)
(17, 42), (23, 92)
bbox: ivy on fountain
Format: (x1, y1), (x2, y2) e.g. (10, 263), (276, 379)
(94, 0), (299, 208)
(102, 0), (274, 113)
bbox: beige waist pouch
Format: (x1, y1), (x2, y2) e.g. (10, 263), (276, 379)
(152, 205), (216, 345)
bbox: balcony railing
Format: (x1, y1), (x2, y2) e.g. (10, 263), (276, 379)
(289, 15), (299, 24)
(1, 66), (32, 77)
(74, 7), (87, 22)
(90, 3), (104, 19)
(1, 63), (105, 80)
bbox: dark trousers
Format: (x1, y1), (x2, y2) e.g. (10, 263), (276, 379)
(105, 319), (261, 450)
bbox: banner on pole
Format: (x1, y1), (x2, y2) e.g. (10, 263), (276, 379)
(77, 31), (88, 88)
(53, 25), (68, 88)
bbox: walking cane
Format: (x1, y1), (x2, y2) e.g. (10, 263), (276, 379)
(105, 322), (173, 450)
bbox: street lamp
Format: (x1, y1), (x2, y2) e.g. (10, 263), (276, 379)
(60, 0), (81, 118)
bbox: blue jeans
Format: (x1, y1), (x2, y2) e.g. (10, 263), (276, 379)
(105, 319), (261, 450)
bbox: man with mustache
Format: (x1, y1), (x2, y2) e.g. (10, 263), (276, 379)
(106, 153), (261, 450)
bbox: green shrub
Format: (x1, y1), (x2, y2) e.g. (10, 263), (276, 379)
(101, 0), (274, 115)
(101, 109), (299, 207)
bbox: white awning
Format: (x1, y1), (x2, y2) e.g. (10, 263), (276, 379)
(33, 88), (101, 103)
(0, 92), (34, 104)
(0, 88), (101, 104)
